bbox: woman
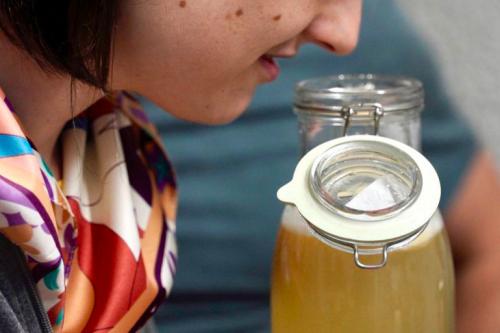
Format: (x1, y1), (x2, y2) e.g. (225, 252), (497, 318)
(0, 1), (362, 332)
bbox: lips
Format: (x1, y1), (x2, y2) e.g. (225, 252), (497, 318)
(258, 55), (280, 81)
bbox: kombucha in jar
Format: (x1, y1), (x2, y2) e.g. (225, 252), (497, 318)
(271, 135), (455, 333)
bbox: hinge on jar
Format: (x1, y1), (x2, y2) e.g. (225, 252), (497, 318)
(341, 103), (385, 136)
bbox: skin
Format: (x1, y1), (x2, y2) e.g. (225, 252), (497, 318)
(445, 152), (500, 333)
(0, 1), (498, 331)
(0, 0), (362, 177)
(112, 0), (362, 124)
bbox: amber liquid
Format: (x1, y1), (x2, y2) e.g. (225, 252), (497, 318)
(271, 206), (455, 333)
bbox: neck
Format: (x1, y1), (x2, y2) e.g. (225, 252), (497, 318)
(0, 34), (103, 178)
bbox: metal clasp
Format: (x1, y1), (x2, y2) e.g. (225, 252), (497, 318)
(341, 103), (385, 136)
(353, 244), (389, 269)
(351, 221), (429, 269)
(304, 210), (430, 271)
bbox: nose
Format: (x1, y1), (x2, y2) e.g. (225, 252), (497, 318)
(303, 0), (362, 55)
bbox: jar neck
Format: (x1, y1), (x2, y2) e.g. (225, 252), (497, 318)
(296, 108), (422, 157)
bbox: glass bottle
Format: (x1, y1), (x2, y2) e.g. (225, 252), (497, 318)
(271, 74), (455, 333)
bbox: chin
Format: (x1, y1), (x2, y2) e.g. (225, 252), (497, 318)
(143, 83), (256, 125)
(171, 94), (253, 125)
(200, 108), (247, 125)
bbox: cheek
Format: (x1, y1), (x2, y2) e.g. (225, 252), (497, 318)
(115, 0), (309, 86)
(112, 0), (312, 123)
(115, 5), (263, 97)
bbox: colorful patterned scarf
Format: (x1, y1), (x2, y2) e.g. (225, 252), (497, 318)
(0, 88), (178, 332)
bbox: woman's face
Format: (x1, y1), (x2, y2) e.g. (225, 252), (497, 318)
(113, 0), (362, 124)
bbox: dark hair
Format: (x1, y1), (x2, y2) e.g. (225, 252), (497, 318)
(0, 1), (119, 90)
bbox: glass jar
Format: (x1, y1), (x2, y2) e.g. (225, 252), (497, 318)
(295, 74), (423, 153)
(271, 75), (455, 333)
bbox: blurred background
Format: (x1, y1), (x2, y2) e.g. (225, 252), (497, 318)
(142, 0), (499, 332)
(399, 0), (500, 163)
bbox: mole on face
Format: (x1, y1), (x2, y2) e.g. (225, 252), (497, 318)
(235, 8), (244, 17)
(179, 1), (186, 8)
(273, 14), (282, 21)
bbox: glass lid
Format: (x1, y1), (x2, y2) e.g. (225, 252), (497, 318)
(309, 140), (422, 221)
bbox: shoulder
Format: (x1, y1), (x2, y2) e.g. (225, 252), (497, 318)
(0, 235), (51, 333)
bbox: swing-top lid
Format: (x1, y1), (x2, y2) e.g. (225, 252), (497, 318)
(277, 135), (441, 269)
